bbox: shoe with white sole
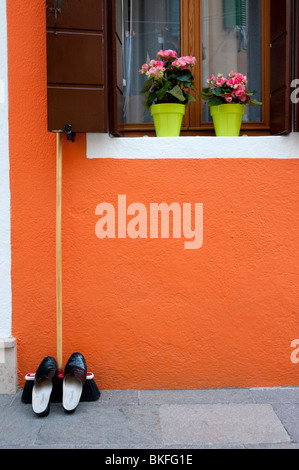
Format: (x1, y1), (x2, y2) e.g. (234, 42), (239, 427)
(32, 356), (58, 417)
(62, 352), (87, 413)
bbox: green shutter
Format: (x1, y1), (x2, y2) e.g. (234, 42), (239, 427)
(223, 0), (247, 29)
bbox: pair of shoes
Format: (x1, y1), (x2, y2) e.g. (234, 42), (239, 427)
(32, 352), (87, 417)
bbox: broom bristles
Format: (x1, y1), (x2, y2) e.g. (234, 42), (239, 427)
(21, 380), (34, 404)
(21, 371), (100, 404)
(81, 378), (101, 402)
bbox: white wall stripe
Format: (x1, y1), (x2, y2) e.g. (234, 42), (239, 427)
(0, 0), (12, 338)
(87, 133), (299, 160)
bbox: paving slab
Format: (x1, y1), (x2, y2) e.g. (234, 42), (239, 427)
(0, 404), (43, 447)
(250, 387), (299, 404)
(39, 404), (163, 448)
(139, 389), (254, 405)
(99, 390), (139, 405)
(272, 404), (299, 443)
(159, 404), (291, 446)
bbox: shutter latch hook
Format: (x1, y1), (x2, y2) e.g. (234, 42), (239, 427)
(65, 124), (76, 143)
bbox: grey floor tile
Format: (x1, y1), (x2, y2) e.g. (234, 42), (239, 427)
(159, 404), (291, 446)
(34, 404), (163, 448)
(272, 404), (299, 443)
(251, 387), (299, 404)
(139, 389), (254, 405)
(0, 394), (16, 407)
(0, 404), (43, 447)
(99, 390), (139, 405)
(245, 443), (299, 449)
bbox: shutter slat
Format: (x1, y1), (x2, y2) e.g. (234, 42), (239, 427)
(47, 32), (105, 85)
(46, 0), (104, 31)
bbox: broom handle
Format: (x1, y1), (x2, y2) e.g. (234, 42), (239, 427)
(56, 132), (63, 370)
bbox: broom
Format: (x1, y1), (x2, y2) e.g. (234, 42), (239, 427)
(22, 132), (100, 404)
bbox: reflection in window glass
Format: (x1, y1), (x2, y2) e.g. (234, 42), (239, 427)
(123, 0), (181, 123)
(202, 0), (262, 122)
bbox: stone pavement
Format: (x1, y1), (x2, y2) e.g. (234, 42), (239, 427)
(1, 387), (299, 449)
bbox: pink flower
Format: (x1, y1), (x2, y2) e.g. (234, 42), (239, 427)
(145, 66), (165, 79)
(184, 56), (197, 67)
(207, 74), (216, 84)
(235, 73), (248, 84)
(173, 56), (197, 70)
(216, 76), (227, 87)
(235, 85), (247, 98)
(225, 96), (233, 103)
(225, 72), (248, 89)
(139, 63), (149, 75)
(157, 49), (178, 61)
(242, 94), (250, 102)
(226, 78), (235, 88)
(148, 60), (164, 68)
(234, 76), (243, 86)
(140, 60), (166, 78)
(172, 57), (187, 69)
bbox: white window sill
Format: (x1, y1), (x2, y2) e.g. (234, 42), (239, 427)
(86, 133), (299, 159)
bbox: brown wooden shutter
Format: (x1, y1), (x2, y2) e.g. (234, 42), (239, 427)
(270, 0), (293, 135)
(294, 0), (299, 132)
(107, 0), (124, 136)
(46, 0), (108, 133)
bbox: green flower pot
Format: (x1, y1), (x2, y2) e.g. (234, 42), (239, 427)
(151, 103), (186, 137)
(210, 104), (245, 136)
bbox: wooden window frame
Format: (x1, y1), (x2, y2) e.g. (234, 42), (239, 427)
(119, 0), (271, 137)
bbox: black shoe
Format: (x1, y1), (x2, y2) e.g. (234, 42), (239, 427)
(32, 356), (58, 417)
(63, 352), (87, 413)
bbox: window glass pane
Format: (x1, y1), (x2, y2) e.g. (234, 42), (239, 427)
(202, 0), (262, 122)
(123, 0), (181, 123)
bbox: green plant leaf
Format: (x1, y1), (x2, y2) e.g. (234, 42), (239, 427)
(199, 91), (212, 100)
(144, 91), (158, 109)
(168, 85), (186, 102)
(186, 93), (196, 105)
(176, 70), (193, 84)
(141, 79), (154, 94)
(156, 82), (170, 100)
(248, 99), (262, 106)
(208, 97), (222, 106)
(213, 87), (226, 96)
(168, 70), (194, 89)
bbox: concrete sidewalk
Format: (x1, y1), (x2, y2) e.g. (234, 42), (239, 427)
(1, 387), (299, 449)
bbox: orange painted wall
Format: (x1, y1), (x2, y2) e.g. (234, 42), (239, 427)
(7, 1), (299, 389)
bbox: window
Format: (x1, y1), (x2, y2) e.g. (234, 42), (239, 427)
(45, 0), (298, 137)
(120, 0), (270, 136)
